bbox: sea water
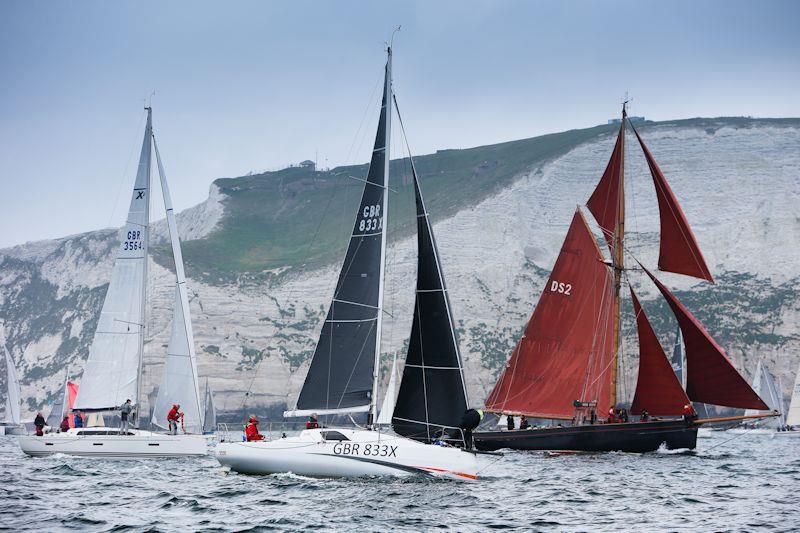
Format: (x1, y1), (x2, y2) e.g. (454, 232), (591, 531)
(1, 431), (797, 532)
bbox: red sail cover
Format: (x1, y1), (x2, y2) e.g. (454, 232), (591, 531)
(632, 127), (714, 283)
(587, 122), (624, 255)
(641, 265), (768, 410)
(629, 288), (690, 415)
(485, 209), (615, 419)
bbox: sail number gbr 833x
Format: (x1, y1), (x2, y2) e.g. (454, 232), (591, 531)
(358, 204), (382, 233)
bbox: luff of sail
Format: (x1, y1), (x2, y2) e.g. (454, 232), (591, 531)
(484, 209), (615, 419)
(150, 135), (203, 434)
(629, 288), (690, 416)
(73, 109), (152, 413)
(630, 124), (714, 283)
(640, 264), (768, 410)
(3, 343), (21, 424)
(391, 157), (469, 441)
(285, 50), (392, 418)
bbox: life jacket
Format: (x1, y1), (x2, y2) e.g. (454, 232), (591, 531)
(306, 420), (319, 429)
(167, 407), (179, 422)
(245, 422), (264, 441)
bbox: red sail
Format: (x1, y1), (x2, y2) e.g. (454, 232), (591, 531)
(641, 265), (767, 410)
(484, 209), (615, 419)
(629, 288), (690, 416)
(587, 121), (624, 255)
(632, 126), (714, 283)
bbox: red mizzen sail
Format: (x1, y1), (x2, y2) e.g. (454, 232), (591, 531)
(632, 126), (714, 283)
(484, 209), (615, 419)
(629, 288), (690, 416)
(587, 121), (624, 256)
(641, 265), (767, 410)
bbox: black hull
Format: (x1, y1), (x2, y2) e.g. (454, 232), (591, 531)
(474, 420), (697, 453)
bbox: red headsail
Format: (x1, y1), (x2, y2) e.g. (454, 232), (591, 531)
(632, 126), (714, 283)
(587, 121), (625, 256)
(66, 381), (79, 428)
(484, 209), (615, 419)
(629, 288), (690, 416)
(641, 265), (767, 410)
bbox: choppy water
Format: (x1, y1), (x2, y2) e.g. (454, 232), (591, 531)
(1, 431), (798, 532)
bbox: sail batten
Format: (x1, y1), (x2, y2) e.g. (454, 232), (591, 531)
(631, 125), (714, 283)
(641, 265), (768, 410)
(484, 209), (616, 419)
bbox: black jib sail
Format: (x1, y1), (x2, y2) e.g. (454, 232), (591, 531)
(391, 139), (469, 442)
(285, 51), (392, 418)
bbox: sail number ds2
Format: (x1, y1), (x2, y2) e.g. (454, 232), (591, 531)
(549, 280), (572, 296)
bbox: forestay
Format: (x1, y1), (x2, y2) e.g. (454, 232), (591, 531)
(73, 110), (152, 412)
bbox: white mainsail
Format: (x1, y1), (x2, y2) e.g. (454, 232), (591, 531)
(73, 109), (152, 412)
(745, 360), (785, 428)
(787, 362), (800, 427)
(4, 343), (21, 425)
(150, 136), (203, 434)
(376, 355), (398, 425)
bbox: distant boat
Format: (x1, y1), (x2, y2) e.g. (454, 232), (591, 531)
(776, 359), (800, 437)
(215, 44), (482, 480)
(1, 342), (24, 436)
(19, 107), (206, 458)
(475, 105), (775, 453)
(202, 378), (217, 434)
(729, 359), (790, 436)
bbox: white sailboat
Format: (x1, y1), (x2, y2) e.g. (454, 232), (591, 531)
(728, 359), (786, 435)
(19, 107), (206, 458)
(777, 359), (800, 437)
(1, 342), (25, 436)
(215, 45), (483, 480)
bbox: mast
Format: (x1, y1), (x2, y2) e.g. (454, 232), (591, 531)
(609, 103), (626, 409)
(369, 45), (392, 427)
(135, 106), (153, 426)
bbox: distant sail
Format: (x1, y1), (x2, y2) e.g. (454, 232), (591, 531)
(631, 125), (714, 282)
(641, 265), (768, 410)
(629, 288), (690, 416)
(587, 119), (625, 255)
(392, 165), (469, 441)
(670, 326), (686, 389)
(3, 344), (21, 425)
(485, 209), (615, 419)
(46, 368), (70, 428)
(74, 109), (152, 412)
(203, 379), (217, 433)
(286, 51), (392, 417)
(151, 137), (203, 434)
(744, 360), (785, 428)
(376, 355), (398, 425)
(786, 362), (800, 426)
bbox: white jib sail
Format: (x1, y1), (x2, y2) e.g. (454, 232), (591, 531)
(203, 379), (217, 433)
(376, 355), (398, 425)
(4, 343), (21, 424)
(786, 361), (800, 427)
(745, 360), (784, 428)
(150, 136), (203, 434)
(73, 110), (152, 412)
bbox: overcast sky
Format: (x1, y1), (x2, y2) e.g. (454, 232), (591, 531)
(1, 0), (798, 248)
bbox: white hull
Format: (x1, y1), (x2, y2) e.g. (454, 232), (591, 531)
(773, 430), (800, 438)
(215, 428), (481, 481)
(727, 428), (781, 436)
(18, 428), (207, 458)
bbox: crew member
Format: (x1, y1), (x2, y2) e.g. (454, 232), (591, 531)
(519, 415), (531, 430)
(306, 413), (320, 429)
(506, 415), (516, 431)
(60, 415), (70, 433)
(119, 399), (134, 433)
(459, 408), (484, 450)
(34, 412), (45, 436)
(682, 403), (697, 423)
(245, 415), (264, 441)
(640, 409), (650, 422)
(73, 412), (84, 428)
(607, 406), (616, 423)
(167, 404), (183, 435)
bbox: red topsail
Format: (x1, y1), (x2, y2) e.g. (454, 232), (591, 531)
(587, 121), (625, 256)
(484, 209), (615, 419)
(632, 126), (714, 283)
(641, 265), (767, 410)
(629, 287), (690, 416)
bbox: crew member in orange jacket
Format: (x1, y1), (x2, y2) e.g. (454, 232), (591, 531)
(245, 415), (264, 441)
(167, 404), (183, 435)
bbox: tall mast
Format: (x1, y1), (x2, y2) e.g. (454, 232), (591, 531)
(369, 45), (392, 426)
(609, 103), (626, 409)
(135, 106), (153, 426)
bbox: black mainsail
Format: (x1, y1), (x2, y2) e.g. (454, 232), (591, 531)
(285, 50), (392, 419)
(391, 107), (469, 442)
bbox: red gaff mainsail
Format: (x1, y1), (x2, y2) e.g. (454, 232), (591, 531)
(485, 209), (615, 419)
(640, 265), (768, 410)
(629, 288), (690, 416)
(631, 125), (714, 283)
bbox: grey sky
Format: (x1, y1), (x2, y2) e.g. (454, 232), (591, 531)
(1, 0), (798, 248)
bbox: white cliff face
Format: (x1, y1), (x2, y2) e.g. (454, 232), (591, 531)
(2, 123), (799, 419)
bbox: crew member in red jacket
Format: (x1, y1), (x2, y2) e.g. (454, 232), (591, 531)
(245, 415), (264, 441)
(306, 413), (320, 429)
(167, 404), (183, 435)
